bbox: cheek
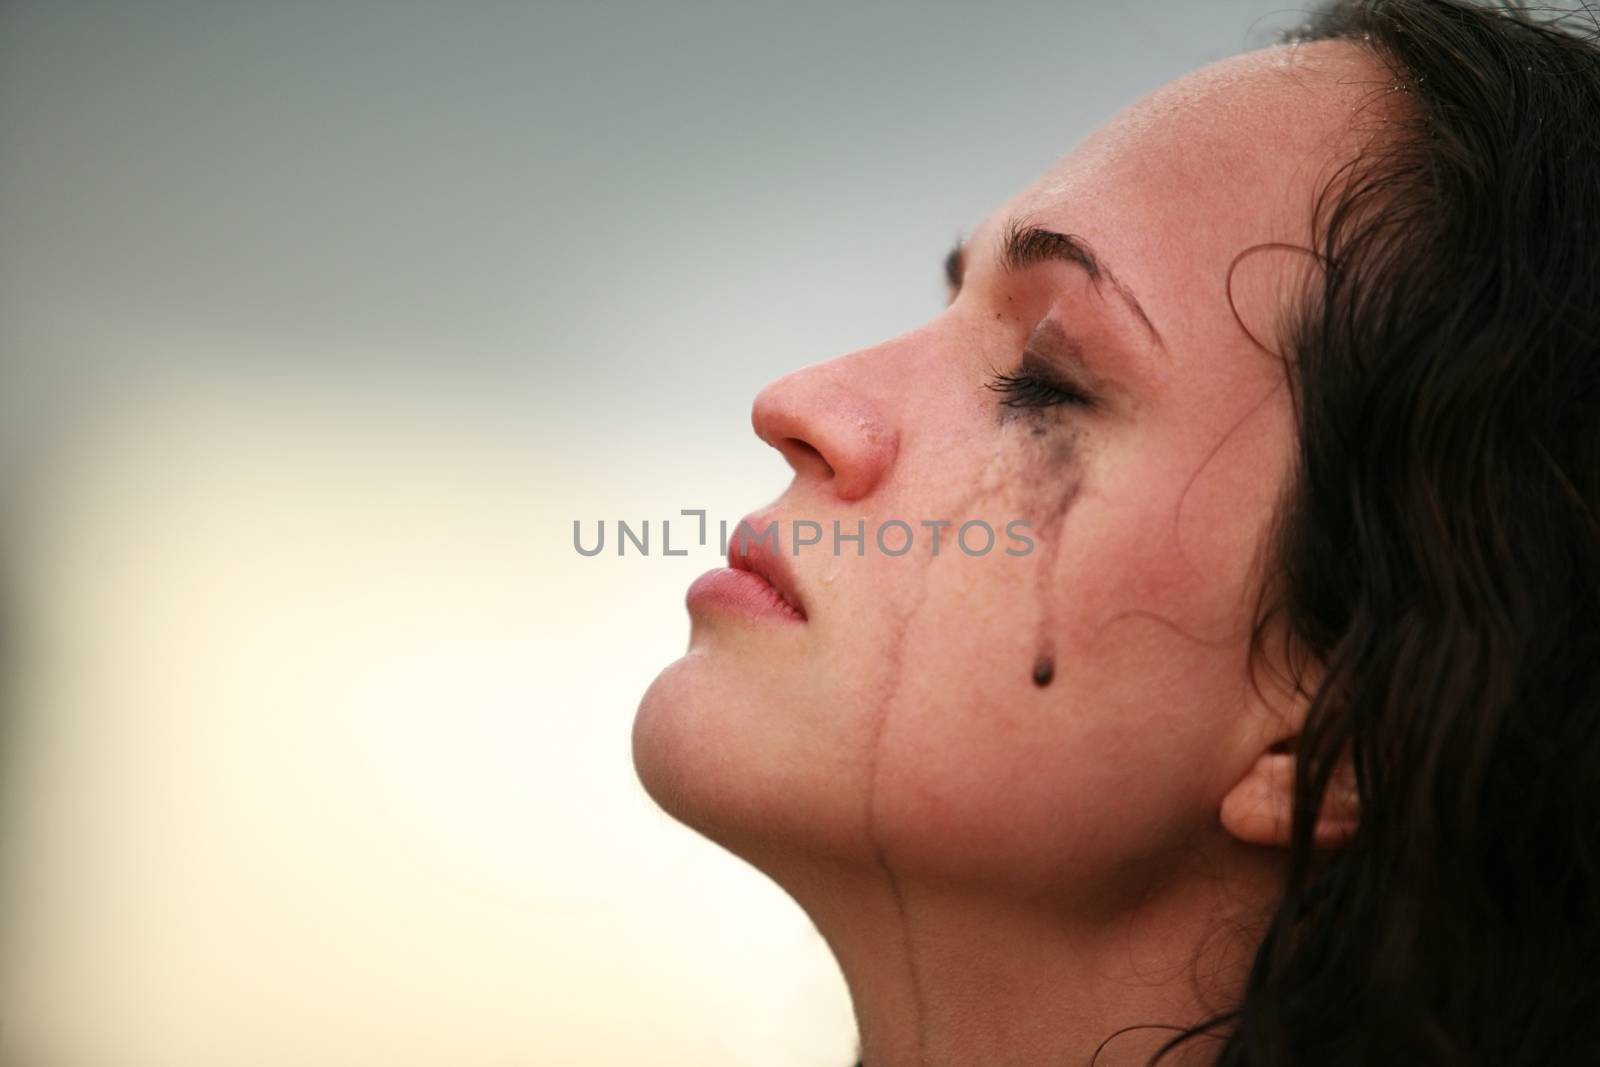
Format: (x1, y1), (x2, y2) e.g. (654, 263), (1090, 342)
(865, 422), (1289, 896)
(867, 546), (1252, 899)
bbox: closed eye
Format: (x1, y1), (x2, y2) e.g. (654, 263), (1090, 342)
(986, 362), (1095, 410)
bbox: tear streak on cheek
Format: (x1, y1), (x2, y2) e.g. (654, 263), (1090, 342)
(859, 474), (1001, 1030)
(1024, 430), (1084, 691)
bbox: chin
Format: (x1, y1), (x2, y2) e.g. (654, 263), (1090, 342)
(632, 648), (871, 867)
(632, 650), (775, 848)
(632, 651), (713, 823)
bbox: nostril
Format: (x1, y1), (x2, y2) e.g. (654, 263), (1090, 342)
(784, 437), (824, 463)
(778, 436), (834, 480)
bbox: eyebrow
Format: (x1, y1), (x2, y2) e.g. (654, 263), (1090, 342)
(946, 217), (1166, 349)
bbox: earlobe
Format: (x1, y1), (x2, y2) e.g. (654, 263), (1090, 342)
(1220, 746), (1359, 849)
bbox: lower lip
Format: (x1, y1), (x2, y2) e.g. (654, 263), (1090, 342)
(686, 567), (806, 623)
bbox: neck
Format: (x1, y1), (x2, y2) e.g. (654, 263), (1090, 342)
(767, 836), (1280, 1067)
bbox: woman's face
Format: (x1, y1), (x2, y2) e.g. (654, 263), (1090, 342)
(636, 41), (1380, 905)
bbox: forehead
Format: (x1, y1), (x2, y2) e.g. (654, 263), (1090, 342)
(975, 40), (1395, 353)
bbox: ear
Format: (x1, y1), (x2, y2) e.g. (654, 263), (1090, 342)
(1219, 739), (1359, 849)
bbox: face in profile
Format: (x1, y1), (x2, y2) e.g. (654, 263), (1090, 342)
(634, 38), (1379, 1037)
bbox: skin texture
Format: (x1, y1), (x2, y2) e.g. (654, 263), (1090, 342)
(635, 40), (1382, 1067)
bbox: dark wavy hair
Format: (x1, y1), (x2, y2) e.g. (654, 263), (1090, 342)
(1140, 1), (1600, 1064)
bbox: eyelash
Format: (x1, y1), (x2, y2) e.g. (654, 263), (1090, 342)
(986, 363), (1094, 410)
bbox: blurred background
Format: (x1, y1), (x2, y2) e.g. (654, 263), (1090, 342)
(0, 2), (1307, 1064)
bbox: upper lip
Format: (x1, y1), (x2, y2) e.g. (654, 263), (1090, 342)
(727, 512), (807, 619)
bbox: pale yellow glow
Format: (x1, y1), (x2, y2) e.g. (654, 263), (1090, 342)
(0, 372), (854, 1066)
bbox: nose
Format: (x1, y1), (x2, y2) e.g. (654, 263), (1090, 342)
(751, 361), (898, 503)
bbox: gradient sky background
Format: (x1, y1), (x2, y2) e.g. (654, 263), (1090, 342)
(0, 2), (1312, 1064)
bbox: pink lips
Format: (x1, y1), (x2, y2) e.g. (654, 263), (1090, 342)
(686, 567), (806, 622)
(684, 513), (808, 624)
